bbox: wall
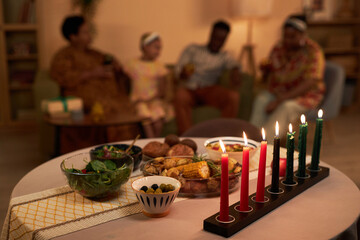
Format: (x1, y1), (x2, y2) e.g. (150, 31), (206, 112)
(38, 0), (302, 70)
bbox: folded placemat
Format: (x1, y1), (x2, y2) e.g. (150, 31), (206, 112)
(1, 177), (148, 240)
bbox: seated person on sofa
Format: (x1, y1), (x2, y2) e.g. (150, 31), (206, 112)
(51, 15), (129, 113)
(123, 32), (173, 138)
(50, 15), (133, 153)
(174, 20), (241, 135)
(250, 15), (325, 139)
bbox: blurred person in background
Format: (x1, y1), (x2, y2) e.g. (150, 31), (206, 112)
(50, 15), (135, 153)
(250, 15), (325, 139)
(174, 20), (241, 135)
(123, 32), (173, 137)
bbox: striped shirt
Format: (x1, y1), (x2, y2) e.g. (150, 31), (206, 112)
(175, 44), (240, 89)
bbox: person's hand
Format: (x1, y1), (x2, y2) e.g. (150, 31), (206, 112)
(92, 66), (113, 79)
(179, 63), (195, 80)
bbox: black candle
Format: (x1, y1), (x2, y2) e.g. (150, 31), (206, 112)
(284, 123), (296, 184)
(298, 114), (308, 177)
(270, 121), (280, 193)
(310, 109), (323, 171)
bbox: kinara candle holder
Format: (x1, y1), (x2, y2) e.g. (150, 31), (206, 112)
(203, 164), (329, 238)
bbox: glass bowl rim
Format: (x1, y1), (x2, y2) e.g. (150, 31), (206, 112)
(60, 152), (134, 176)
(90, 144), (142, 154)
(131, 176), (181, 195)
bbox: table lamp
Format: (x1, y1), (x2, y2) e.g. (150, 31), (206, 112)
(229, 0), (273, 78)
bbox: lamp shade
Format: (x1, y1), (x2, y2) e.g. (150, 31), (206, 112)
(230, 0), (273, 18)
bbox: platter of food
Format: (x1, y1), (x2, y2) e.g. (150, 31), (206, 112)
(142, 155), (242, 197)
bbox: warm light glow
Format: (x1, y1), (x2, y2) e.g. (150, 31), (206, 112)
(219, 140), (226, 153)
(243, 131), (248, 146)
(289, 123), (293, 133)
(230, 0), (273, 18)
(275, 121), (279, 137)
(318, 109), (323, 118)
(261, 128), (266, 141)
(301, 114), (306, 124)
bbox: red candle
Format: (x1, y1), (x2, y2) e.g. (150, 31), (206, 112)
(240, 132), (250, 211)
(219, 140), (229, 221)
(255, 128), (267, 202)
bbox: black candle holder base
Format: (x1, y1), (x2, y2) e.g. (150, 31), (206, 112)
(234, 205), (253, 213)
(281, 180), (298, 186)
(215, 215), (236, 224)
(266, 187), (284, 194)
(203, 164), (329, 238)
(295, 172), (310, 179)
(251, 196), (269, 203)
(307, 166), (322, 172)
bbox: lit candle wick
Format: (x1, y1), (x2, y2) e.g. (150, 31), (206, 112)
(318, 109), (323, 119)
(243, 131), (248, 147)
(301, 114), (306, 124)
(289, 123), (293, 133)
(219, 140), (226, 153)
(262, 128), (266, 141)
(275, 121), (279, 137)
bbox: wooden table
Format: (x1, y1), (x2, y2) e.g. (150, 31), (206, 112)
(7, 138), (360, 240)
(44, 114), (147, 156)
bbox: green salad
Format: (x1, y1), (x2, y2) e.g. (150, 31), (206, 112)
(63, 159), (131, 198)
(93, 145), (134, 159)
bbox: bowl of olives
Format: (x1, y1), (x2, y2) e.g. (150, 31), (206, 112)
(131, 176), (180, 217)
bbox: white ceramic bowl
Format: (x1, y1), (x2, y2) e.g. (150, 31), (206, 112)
(132, 176), (181, 217)
(204, 137), (260, 164)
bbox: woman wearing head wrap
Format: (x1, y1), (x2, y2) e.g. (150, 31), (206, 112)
(50, 15), (134, 154)
(123, 32), (173, 137)
(250, 15), (325, 139)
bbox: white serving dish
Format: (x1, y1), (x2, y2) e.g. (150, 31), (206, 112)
(204, 136), (260, 165)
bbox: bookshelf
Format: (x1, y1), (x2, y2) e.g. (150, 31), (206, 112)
(0, 0), (39, 127)
(307, 1), (360, 109)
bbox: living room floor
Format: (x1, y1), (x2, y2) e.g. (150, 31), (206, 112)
(0, 112), (359, 229)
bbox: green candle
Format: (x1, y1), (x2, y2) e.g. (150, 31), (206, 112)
(310, 109), (323, 171)
(298, 114), (308, 178)
(284, 123), (296, 184)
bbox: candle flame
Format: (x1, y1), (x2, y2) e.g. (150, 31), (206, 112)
(289, 123), (293, 133)
(275, 121), (279, 137)
(301, 114), (306, 124)
(219, 140), (226, 153)
(318, 109), (323, 118)
(261, 128), (266, 141)
(243, 131), (248, 146)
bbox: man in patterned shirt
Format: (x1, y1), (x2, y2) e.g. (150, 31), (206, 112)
(174, 20), (241, 134)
